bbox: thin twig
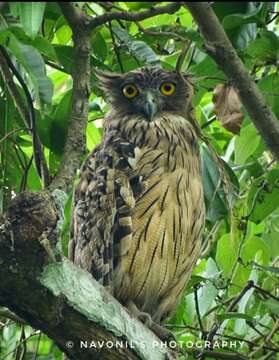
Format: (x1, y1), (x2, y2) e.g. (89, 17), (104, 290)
(45, 59), (69, 73)
(176, 40), (192, 72)
(206, 281), (255, 344)
(248, 319), (279, 358)
(136, 22), (186, 42)
(194, 285), (205, 338)
(252, 284), (279, 303)
(108, 21), (124, 72)
(0, 128), (31, 144)
(201, 219), (222, 257)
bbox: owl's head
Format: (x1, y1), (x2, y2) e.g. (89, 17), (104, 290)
(95, 67), (194, 120)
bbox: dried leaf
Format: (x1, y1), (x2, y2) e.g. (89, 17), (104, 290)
(213, 84), (243, 134)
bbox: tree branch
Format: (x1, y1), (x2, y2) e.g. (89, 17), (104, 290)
(0, 192), (173, 360)
(186, 2), (279, 160)
(49, 3), (92, 192)
(88, 3), (182, 29)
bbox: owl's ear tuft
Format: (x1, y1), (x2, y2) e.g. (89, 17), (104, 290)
(94, 68), (123, 92)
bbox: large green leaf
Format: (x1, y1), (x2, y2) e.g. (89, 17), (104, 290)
(222, 3), (266, 30)
(112, 26), (159, 66)
(0, 29), (53, 104)
(213, 2), (262, 49)
(234, 122), (261, 165)
(9, 26), (57, 61)
(86, 122), (102, 150)
(54, 45), (109, 74)
(50, 90), (72, 154)
(37, 90), (71, 156)
(92, 31), (107, 62)
(216, 234), (239, 277)
(247, 30), (279, 63)
(19, 2), (46, 39)
(241, 236), (270, 265)
(54, 45), (74, 73)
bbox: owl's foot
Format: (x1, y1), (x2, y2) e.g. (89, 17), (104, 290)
(137, 311), (153, 327)
(138, 312), (175, 345)
(148, 320), (175, 345)
(126, 300), (175, 344)
(140, 317), (178, 359)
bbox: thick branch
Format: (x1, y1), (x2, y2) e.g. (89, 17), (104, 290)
(88, 3), (182, 29)
(186, 2), (279, 160)
(49, 4), (92, 192)
(0, 192), (172, 360)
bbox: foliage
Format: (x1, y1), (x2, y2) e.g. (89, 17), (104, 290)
(0, 2), (278, 360)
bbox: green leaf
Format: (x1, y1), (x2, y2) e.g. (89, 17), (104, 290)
(265, 299), (279, 316)
(112, 26), (159, 66)
(234, 122), (261, 165)
(222, 3), (264, 30)
(50, 90), (72, 154)
(241, 236), (270, 265)
(212, 2), (248, 21)
(197, 281), (218, 317)
(9, 26), (57, 61)
(86, 122), (102, 150)
(54, 45), (107, 74)
(216, 234), (239, 277)
(247, 30), (279, 63)
(55, 24), (72, 45)
(19, 2), (46, 39)
(201, 146), (228, 222)
(54, 45), (74, 73)
(258, 74), (279, 118)
(248, 169), (279, 223)
(37, 90), (71, 154)
(92, 31), (107, 62)
(184, 275), (207, 293)
(220, 2), (261, 49)
(0, 29), (53, 104)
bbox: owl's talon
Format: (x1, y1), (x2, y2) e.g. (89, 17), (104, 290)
(149, 322), (175, 345)
(137, 312), (175, 345)
(137, 311), (153, 327)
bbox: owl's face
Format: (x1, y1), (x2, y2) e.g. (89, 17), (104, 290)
(95, 67), (194, 120)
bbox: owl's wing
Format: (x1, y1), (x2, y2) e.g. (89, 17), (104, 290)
(69, 129), (145, 293)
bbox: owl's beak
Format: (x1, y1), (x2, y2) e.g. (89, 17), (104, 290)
(143, 92), (157, 121)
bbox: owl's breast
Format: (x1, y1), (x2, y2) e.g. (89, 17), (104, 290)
(114, 138), (205, 318)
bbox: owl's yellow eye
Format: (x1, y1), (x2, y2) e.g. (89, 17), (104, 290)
(160, 82), (176, 96)
(122, 84), (139, 99)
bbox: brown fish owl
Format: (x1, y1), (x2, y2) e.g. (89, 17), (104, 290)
(70, 67), (205, 338)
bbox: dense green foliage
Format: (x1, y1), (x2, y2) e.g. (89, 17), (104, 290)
(0, 2), (278, 359)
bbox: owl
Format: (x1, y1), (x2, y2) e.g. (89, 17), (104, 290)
(69, 67), (205, 341)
